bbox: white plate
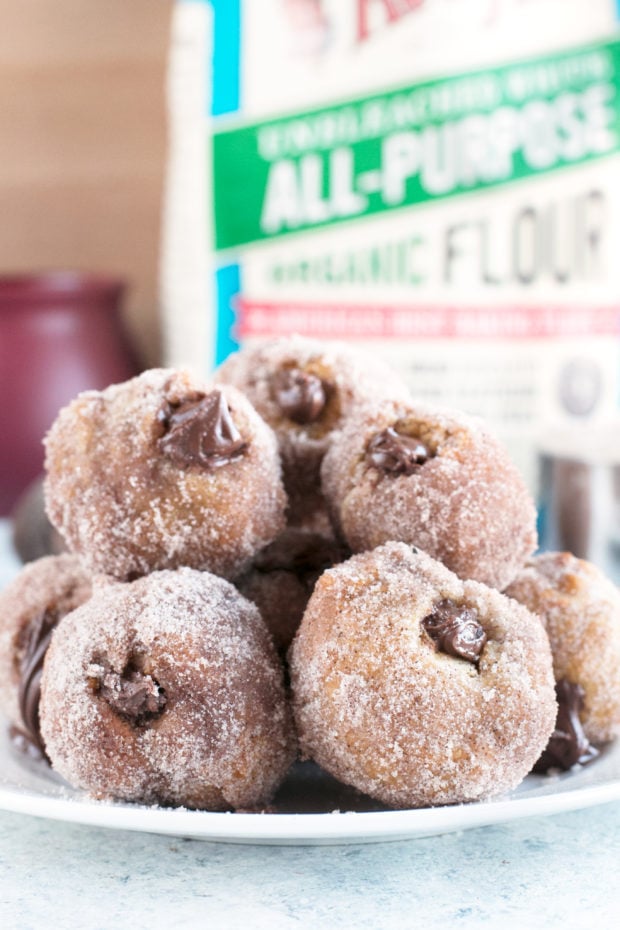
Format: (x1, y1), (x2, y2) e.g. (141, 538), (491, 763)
(1, 524), (620, 846)
(1, 723), (620, 845)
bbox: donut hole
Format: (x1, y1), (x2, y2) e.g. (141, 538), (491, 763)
(87, 650), (167, 728)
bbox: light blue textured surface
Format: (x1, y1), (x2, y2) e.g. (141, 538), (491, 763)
(1, 803), (620, 929)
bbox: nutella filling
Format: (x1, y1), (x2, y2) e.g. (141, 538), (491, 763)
(422, 599), (487, 664)
(272, 367), (330, 424)
(15, 607), (60, 757)
(533, 679), (599, 774)
(90, 662), (167, 727)
(367, 427), (431, 476)
(158, 389), (247, 468)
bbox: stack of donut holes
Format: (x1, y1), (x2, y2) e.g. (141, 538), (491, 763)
(1, 336), (619, 813)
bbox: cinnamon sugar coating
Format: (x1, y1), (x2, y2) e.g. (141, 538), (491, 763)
(0, 555), (92, 739)
(214, 336), (409, 526)
(43, 369), (287, 580)
(40, 569), (296, 809)
(289, 543), (556, 809)
(505, 551), (620, 744)
(321, 399), (537, 590)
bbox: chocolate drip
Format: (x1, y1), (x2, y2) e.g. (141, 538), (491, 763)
(92, 664), (167, 726)
(533, 679), (599, 774)
(272, 368), (329, 424)
(16, 607), (59, 756)
(158, 390), (247, 468)
(367, 428), (431, 476)
(422, 599), (487, 664)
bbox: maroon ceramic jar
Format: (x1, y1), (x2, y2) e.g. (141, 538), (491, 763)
(0, 272), (138, 515)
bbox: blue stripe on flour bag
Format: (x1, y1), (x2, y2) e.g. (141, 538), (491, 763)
(211, 0), (241, 117)
(214, 265), (242, 367)
(211, 0), (242, 366)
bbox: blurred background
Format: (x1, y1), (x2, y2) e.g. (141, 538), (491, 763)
(0, 0), (172, 367)
(0, 0), (172, 524)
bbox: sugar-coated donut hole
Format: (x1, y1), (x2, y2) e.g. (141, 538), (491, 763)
(321, 399), (538, 590)
(43, 370), (288, 580)
(505, 551), (620, 744)
(0, 555), (93, 753)
(290, 543), (556, 808)
(40, 569), (297, 810)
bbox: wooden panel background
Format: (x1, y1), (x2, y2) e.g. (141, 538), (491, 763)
(0, 0), (173, 365)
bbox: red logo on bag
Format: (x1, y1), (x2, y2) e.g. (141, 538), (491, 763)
(357, 0), (426, 42)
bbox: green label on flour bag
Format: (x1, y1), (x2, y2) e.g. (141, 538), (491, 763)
(213, 39), (620, 250)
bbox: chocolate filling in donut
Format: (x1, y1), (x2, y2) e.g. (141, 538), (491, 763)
(14, 606), (60, 757)
(367, 428), (432, 476)
(89, 659), (167, 727)
(271, 367), (331, 425)
(157, 390), (247, 468)
(422, 599), (487, 665)
(533, 679), (599, 774)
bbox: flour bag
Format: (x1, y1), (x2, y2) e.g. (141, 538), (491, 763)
(161, 0), (620, 487)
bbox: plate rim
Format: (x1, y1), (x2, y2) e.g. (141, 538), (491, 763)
(2, 757), (620, 845)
